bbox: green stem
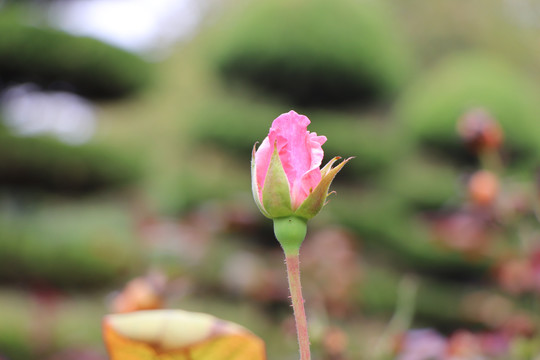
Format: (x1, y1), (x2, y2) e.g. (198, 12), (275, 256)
(273, 216), (310, 359)
(285, 252), (311, 360)
(372, 275), (418, 358)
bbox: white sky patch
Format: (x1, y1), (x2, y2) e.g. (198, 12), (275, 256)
(49, 0), (202, 55)
(1, 84), (95, 145)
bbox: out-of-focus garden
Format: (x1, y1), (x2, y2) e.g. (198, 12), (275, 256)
(1, 0), (540, 359)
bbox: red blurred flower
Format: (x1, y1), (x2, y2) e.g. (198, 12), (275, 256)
(457, 108), (504, 153)
(430, 210), (492, 256)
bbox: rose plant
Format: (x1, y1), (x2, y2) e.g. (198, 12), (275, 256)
(252, 110), (350, 360)
(102, 110), (349, 360)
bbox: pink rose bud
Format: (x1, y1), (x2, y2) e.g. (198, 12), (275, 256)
(252, 110), (351, 221)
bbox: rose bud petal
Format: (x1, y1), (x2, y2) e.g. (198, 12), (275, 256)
(252, 110), (350, 221)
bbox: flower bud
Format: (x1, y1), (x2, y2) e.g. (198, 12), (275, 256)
(251, 111), (351, 221)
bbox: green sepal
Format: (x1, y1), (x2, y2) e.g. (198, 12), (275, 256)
(320, 156), (341, 177)
(251, 143), (271, 218)
(273, 216), (307, 255)
(262, 143), (293, 218)
(294, 157), (352, 220)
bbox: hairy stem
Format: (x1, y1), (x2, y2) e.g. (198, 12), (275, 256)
(285, 253), (310, 360)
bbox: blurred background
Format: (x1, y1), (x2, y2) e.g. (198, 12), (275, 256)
(1, 0), (540, 359)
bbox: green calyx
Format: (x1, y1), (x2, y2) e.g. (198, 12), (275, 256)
(262, 144), (293, 218)
(273, 216), (308, 255)
(295, 156), (353, 220)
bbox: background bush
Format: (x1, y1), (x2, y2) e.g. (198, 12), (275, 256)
(329, 189), (491, 279)
(0, 127), (141, 193)
(191, 97), (401, 180)
(394, 53), (540, 167)
(381, 155), (460, 211)
(0, 203), (143, 288)
(214, 0), (413, 107)
(0, 20), (151, 99)
(2, 1), (540, 357)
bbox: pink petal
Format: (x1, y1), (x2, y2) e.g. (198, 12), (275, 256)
(254, 137), (272, 203)
(269, 111), (327, 208)
(254, 111), (328, 208)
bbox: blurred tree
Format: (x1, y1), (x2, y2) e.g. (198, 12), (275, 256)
(213, 0), (414, 107)
(0, 21), (152, 99)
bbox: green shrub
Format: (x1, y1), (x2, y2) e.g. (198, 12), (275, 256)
(0, 203), (143, 288)
(0, 331), (32, 360)
(190, 97), (278, 156)
(0, 21), (151, 99)
(0, 132), (141, 193)
(313, 116), (402, 178)
(191, 99), (400, 178)
(394, 53), (540, 166)
(382, 155), (460, 211)
(214, 0), (413, 106)
(165, 156), (250, 213)
(358, 266), (486, 329)
(329, 188), (491, 278)
(0, 289), (105, 359)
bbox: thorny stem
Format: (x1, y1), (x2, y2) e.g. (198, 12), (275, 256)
(285, 252), (311, 360)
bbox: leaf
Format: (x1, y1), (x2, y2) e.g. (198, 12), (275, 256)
(103, 309), (266, 360)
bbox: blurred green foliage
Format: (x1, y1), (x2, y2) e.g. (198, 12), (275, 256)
(2, 0), (540, 358)
(382, 155), (460, 211)
(191, 98), (400, 180)
(0, 124), (141, 193)
(167, 155), (250, 213)
(0, 19), (151, 99)
(359, 267), (486, 330)
(0, 331), (31, 360)
(314, 117), (401, 178)
(214, 0), (413, 106)
(329, 189), (491, 278)
(0, 289), (105, 360)
(190, 97), (278, 155)
(0, 203), (143, 288)
(395, 53), (540, 166)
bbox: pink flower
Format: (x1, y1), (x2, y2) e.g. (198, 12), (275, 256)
(252, 110), (350, 220)
(397, 329), (447, 360)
